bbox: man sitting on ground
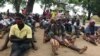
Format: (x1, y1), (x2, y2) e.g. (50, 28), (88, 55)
(83, 20), (98, 45)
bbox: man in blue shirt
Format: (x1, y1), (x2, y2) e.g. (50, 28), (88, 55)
(84, 20), (98, 45)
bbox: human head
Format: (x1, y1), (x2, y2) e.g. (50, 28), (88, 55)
(89, 20), (95, 26)
(46, 10), (49, 13)
(50, 19), (56, 24)
(62, 18), (67, 23)
(56, 19), (62, 24)
(15, 13), (25, 25)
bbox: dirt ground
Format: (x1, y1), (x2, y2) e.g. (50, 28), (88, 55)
(0, 24), (100, 56)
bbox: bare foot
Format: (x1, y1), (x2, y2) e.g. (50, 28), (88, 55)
(83, 37), (90, 41)
(0, 46), (8, 51)
(79, 46), (88, 54)
(96, 39), (100, 44)
(32, 46), (38, 51)
(0, 34), (3, 39)
(72, 37), (76, 43)
(53, 52), (58, 56)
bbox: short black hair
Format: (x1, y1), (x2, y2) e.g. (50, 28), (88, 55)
(15, 13), (25, 20)
(50, 19), (56, 24)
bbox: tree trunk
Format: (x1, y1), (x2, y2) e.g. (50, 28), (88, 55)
(87, 0), (91, 20)
(87, 10), (91, 20)
(14, 0), (22, 13)
(26, 0), (35, 14)
(43, 4), (47, 13)
(43, 0), (51, 14)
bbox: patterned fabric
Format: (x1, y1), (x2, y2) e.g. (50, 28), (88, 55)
(45, 23), (65, 38)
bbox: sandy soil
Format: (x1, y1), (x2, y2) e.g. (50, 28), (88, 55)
(0, 24), (100, 56)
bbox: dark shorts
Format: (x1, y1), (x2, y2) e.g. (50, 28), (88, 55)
(10, 43), (30, 56)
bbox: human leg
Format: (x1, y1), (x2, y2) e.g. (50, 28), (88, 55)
(0, 34), (9, 51)
(50, 38), (60, 55)
(63, 37), (87, 54)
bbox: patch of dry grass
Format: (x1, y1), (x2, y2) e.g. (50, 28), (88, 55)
(86, 15), (100, 24)
(92, 15), (100, 22)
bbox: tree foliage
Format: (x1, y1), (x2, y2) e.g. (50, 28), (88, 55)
(69, 0), (100, 16)
(0, 0), (35, 13)
(0, 0), (5, 7)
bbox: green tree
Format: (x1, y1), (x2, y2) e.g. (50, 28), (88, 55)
(5, 0), (23, 13)
(68, 0), (87, 19)
(36, 0), (55, 12)
(14, 0), (22, 13)
(0, 0), (5, 7)
(8, 0), (35, 13)
(93, 0), (100, 17)
(69, 0), (100, 19)
(37, 0), (68, 12)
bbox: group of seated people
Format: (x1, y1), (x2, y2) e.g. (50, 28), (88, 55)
(83, 20), (100, 45)
(0, 15), (15, 39)
(43, 18), (100, 55)
(0, 13), (100, 56)
(43, 19), (87, 55)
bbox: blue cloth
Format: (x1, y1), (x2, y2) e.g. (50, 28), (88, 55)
(85, 26), (97, 35)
